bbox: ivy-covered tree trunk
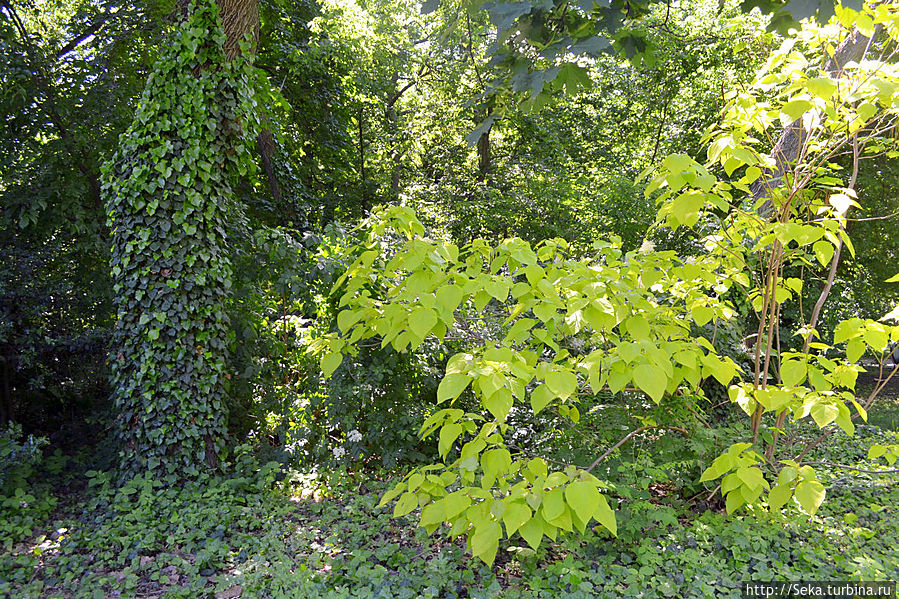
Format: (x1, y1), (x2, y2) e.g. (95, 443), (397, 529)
(102, 0), (256, 477)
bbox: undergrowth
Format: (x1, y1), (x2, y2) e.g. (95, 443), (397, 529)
(1, 427), (897, 598)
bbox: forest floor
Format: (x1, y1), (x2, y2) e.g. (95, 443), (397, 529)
(2, 393), (898, 598)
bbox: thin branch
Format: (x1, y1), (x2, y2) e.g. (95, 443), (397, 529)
(1, 0), (102, 208)
(586, 425), (688, 472)
(55, 14), (108, 59)
(802, 461), (899, 475)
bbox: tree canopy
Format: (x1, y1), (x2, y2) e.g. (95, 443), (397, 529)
(3, 0), (899, 593)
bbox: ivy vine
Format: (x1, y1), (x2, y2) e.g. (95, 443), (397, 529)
(101, 0), (258, 477)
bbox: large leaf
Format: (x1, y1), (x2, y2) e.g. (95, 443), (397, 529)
(438, 423), (462, 458)
(781, 360), (807, 386)
(768, 483), (792, 512)
(593, 493), (617, 536)
(794, 480), (825, 515)
(409, 307), (438, 339)
(486, 2), (534, 32)
(502, 500), (532, 536)
(471, 520), (502, 564)
(321, 352), (343, 377)
(530, 384), (554, 413)
(437, 373), (471, 404)
(542, 488), (565, 521)
(436, 284), (464, 313)
(564, 481), (600, 525)
(518, 516), (543, 550)
(545, 370), (577, 398)
(633, 364), (665, 403)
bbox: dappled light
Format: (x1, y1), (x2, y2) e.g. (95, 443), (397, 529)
(2, 0), (899, 595)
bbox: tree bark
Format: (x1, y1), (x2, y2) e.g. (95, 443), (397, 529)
(751, 27), (880, 210)
(216, 0), (259, 59)
(477, 128), (491, 181)
(257, 128), (282, 203)
(217, 0), (284, 208)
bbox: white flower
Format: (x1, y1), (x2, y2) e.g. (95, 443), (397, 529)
(332, 446), (346, 458)
(348, 429), (362, 443)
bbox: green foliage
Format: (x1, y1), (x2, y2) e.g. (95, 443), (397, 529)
(0, 232), (112, 430)
(0, 423), (47, 491)
(447, 0), (847, 122)
(101, 0), (260, 476)
(0, 0), (156, 433)
(0, 424), (57, 550)
(313, 3), (899, 564)
(7, 0), (899, 590)
(318, 205), (747, 562)
(226, 223), (446, 469)
(3, 426), (899, 596)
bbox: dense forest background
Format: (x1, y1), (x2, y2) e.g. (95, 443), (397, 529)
(2, 0), (899, 595)
(4, 0), (897, 456)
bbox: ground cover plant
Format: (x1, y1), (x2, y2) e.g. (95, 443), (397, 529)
(2, 0), (899, 596)
(1, 418), (897, 597)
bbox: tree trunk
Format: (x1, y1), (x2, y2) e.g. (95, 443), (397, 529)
(477, 129), (491, 181)
(751, 27), (880, 210)
(217, 0), (284, 208)
(106, 0), (260, 477)
(358, 105), (369, 212)
(217, 0), (259, 59)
